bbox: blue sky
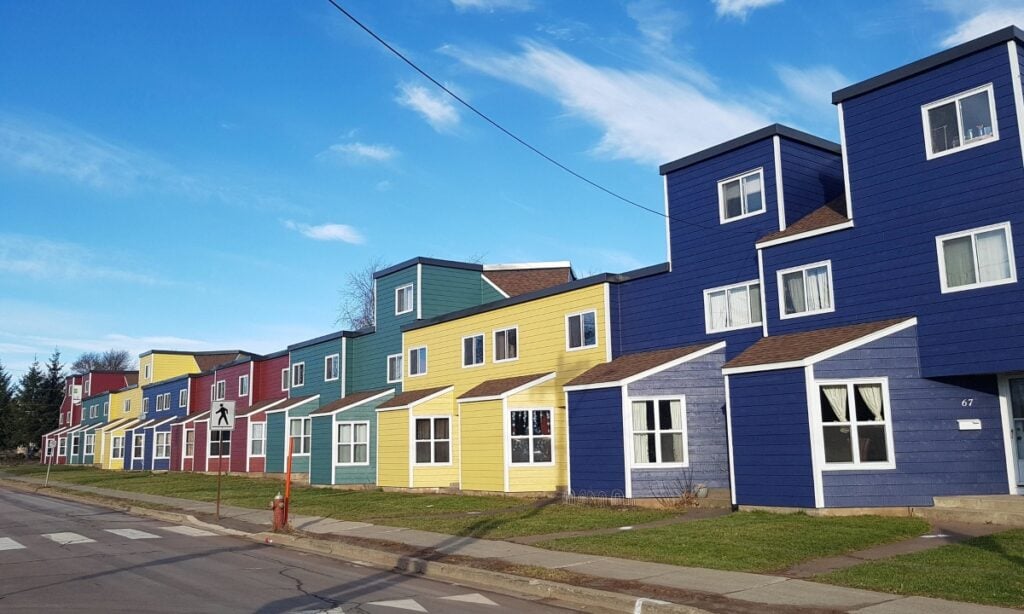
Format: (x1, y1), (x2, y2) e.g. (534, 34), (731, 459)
(1, 0), (1022, 377)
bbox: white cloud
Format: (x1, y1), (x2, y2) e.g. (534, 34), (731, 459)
(0, 234), (167, 285)
(712, 0), (783, 19)
(775, 64), (850, 109)
(451, 0), (533, 12)
(627, 0), (686, 53)
(446, 41), (768, 165)
(395, 83), (461, 132)
(319, 141), (398, 163)
(940, 6), (1024, 46)
(284, 220), (366, 244)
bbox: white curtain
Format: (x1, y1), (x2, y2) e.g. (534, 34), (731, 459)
(708, 291), (728, 329)
(783, 272), (805, 314)
(662, 400), (682, 430)
(976, 229), (1011, 282)
(857, 384), (884, 421)
(743, 174), (763, 212)
(632, 401), (650, 464)
(805, 266), (831, 310)
(728, 287), (750, 326)
(823, 386), (848, 422)
(943, 236), (976, 287)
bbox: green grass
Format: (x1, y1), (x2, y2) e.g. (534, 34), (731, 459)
(537, 511), (930, 573)
(819, 529), (1024, 609)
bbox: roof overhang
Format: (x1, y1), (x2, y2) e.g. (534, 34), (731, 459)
(458, 373), (556, 403)
(376, 386), (454, 412)
(264, 395), (322, 414)
(564, 342), (726, 392)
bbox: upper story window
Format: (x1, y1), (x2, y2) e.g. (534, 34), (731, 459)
(395, 283), (414, 315)
(922, 84), (998, 159)
(462, 334), (485, 367)
(324, 354), (340, 382)
(936, 222), (1016, 293)
(214, 380), (227, 401)
(494, 327), (518, 363)
(179, 389), (188, 408)
(239, 374), (250, 396)
(84, 380), (91, 396)
(705, 280), (762, 333)
(819, 380), (894, 469)
(102, 401), (109, 416)
(123, 398), (131, 413)
(281, 368), (290, 391)
(143, 363), (152, 381)
(778, 261), (834, 319)
(291, 363), (305, 388)
(386, 354), (402, 383)
(409, 347), (427, 377)
(143, 397), (150, 414)
(566, 311), (597, 350)
(718, 168), (764, 223)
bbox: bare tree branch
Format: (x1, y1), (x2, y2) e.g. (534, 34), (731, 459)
(337, 257), (388, 330)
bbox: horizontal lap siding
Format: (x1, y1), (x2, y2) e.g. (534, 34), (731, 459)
(334, 402), (380, 485)
(814, 327), (1008, 506)
(144, 378), (189, 423)
(348, 267), (416, 394)
(289, 340), (343, 405)
(230, 417), (248, 473)
(170, 424), (182, 471)
(195, 423), (208, 472)
(377, 410), (409, 487)
(779, 139), (844, 225)
(568, 388), (626, 496)
(310, 416), (333, 485)
(729, 369), (815, 507)
(212, 362), (253, 412)
(460, 400), (504, 492)
(411, 395), (459, 488)
(265, 412), (285, 473)
(152, 426), (171, 471)
(254, 355), (289, 404)
(421, 266), (493, 318)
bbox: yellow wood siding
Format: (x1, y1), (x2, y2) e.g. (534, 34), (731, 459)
(410, 393), (459, 488)
(376, 410), (410, 487)
(140, 353), (200, 387)
(506, 381), (566, 492)
(458, 399), (504, 492)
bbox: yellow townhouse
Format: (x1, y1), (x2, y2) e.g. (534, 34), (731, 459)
(376, 276), (612, 495)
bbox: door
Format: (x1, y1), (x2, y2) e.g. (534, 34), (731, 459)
(1010, 377), (1024, 486)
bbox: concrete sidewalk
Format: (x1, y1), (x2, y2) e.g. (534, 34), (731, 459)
(1, 474), (1014, 614)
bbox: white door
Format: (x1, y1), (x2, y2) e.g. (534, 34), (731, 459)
(1010, 377), (1024, 486)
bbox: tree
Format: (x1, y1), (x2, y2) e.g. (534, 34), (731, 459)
(39, 349), (65, 439)
(8, 359), (44, 450)
(70, 348), (135, 373)
(337, 257), (388, 330)
(0, 359), (15, 451)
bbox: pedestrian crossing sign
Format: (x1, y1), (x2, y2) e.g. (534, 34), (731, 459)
(211, 401), (235, 431)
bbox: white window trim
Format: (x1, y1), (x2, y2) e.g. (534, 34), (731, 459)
(143, 397), (150, 414)
(386, 353), (403, 384)
(291, 362), (306, 388)
(777, 260), (836, 320)
(935, 221), (1017, 294)
(717, 167), (766, 224)
(179, 389), (188, 409)
(123, 399), (131, 414)
(154, 432), (171, 460)
(184, 430), (195, 458)
(238, 374), (250, 396)
(288, 417), (312, 456)
(214, 380), (227, 401)
(133, 434), (144, 460)
(507, 407), (555, 467)
(493, 326), (519, 364)
(336, 420), (371, 466)
(58, 436), (67, 457)
(814, 378), (897, 471)
(628, 396), (689, 468)
(922, 83), (1000, 161)
(103, 401), (109, 416)
(395, 283), (414, 316)
(408, 346), (428, 378)
(249, 422), (266, 457)
(84, 434), (95, 456)
(281, 367), (290, 391)
(565, 310), (598, 352)
(143, 363), (151, 381)
(703, 280), (763, 334)
(413, 416), (452, 466)
(112, 436), (124, 460)
(324, 354), (340, 382)
(461, 333), (486, 368)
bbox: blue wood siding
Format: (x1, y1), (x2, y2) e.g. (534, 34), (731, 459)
(289, 338), (343, 404)
(142, 427), (154, 470)
(265, 412), (285, 473)
(729, 368), (816, 507)
(310, 416), (333, 485)
(142, 377), (189, 422)
(626, 348), (729, 495)
(567, 387), (626, 496)
(814, 327), (1008, 506)
(779, 138), (844, 225)
(152, 423), (171, 471)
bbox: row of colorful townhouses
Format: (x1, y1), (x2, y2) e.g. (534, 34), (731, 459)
(42, 27), (1024, 510)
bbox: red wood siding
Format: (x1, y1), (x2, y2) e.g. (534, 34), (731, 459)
(170, 424), (183, 472)
(195, 422), (208, 472)
(230, 416), (248, 473)
(190, 373), (214, 415)
(213, 361), (253, 411)
(254, 354), (289, 404)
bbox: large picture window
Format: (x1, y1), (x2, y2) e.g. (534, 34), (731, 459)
(494, 327), (518, 362)
(922, 84), (998, 159)
(937, 222), (1016, 293)
(704, 281), (762, 333)
(510, 409), (553, 464)
(337, 422), (369, 465)
(718, 168), (764, 223)
(566, 311), (597, 350)
(414, 417), (450, 464)
(289, 417), (311, 455)
(779, 261), (833, 318)
(631, 398), (686, 465)
(819, 381), (893, 469)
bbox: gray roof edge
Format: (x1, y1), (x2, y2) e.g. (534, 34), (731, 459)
(373, 257), (483, 280)
(658, 124), (841, 176)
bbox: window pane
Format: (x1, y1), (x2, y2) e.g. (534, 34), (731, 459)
(749, 284), (762, 323)
(511, 438), (530, 463)
(434, 418), (449, 440)
(661, 433), (684, 462)
(339, 424), (352, 443)
(823, 425), (853, 463)
(338, 446), (352, 463)
(727, 287), (750, 326)
(631, 401), (651, 430)
(568, 315), (582, 348)
(976, 229), (1011, 282)
(474, 336), (483, 361)
(433, 441), (450, 463)
(495, 331), (507, 360)
(959, 91), (993, 143)
(534, 437), (552, 462)
(290, 420), (301, 436)
(354, 423), (368, 442)
(463, 338), (474, 365)
(723, 180), (742, 218)
(415, 419), (430, 440)
(782, 271), (805, 314)
(943, 236), (977, 287)
(510, 411), (529, 436)
(533, 410), (551, 436)
(707, 290), (728, 330)
(859, 425), (889, 462)
(633, 433), (656, 463)
(743, 173), (763, 213)
(805, 265), (831, 310)
(354, 443), (368, 463)
(415, 442), (431, 463)
(583, 312), (596, 346)
(928, 101), (959, 153)
(820, 385), (849, 422)
(659, 400), (682, 430)
(506, 329), (517, 358)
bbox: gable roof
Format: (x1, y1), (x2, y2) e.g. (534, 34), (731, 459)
(264, 394), (319, 413)
(458, 373), (553, 401)
(310, 389), (394, 416)
(194, 352), (249, 372)
(565, 343), (722, 389)
(659, 124), (841, 176)
(483, 266), (575, 297)
(723, 317), (917, 373)
(236, 398), (286, 417)
(377, 386), (452, 410)
(757, 196), (850, 246)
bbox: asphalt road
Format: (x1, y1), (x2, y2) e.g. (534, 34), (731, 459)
(0, 488), (574, 613)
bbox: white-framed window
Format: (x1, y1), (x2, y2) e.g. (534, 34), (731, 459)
(704, 280), (762, 333)
(71, 435), (81, 456)
(250, 422), (265, 456)
(112, 436), (124, 459)
(123, 398), (131, 414)
(414, 417), (450, 464)
(289, 417), (311, 455)
(630, 398), (687, 466)
(337, 422), (370, 465)
(462, 334), (485, 367)
(239, 374), (250, 397)
(143, 397), (150, 414)
(408, 347), (427, 377)
(818, 380), (895, 470)
(922, 83), (998, 159)
(778, 261), (834, 319)
(154, 432), (170, 459)
(494, 327), (518, 362)
(133, 434), (144, 460)
(936, 222), (1016, 293)
(510, 409), (553, 464)
(184, 430), (195, 457)
(566, 311), (597, 350)
(718, 168), (765, 223)
(89, 404), (97, 418)
(102, 401), (109, 416)
(395, 283), (414, 315)
(214, 380), (227, 401)
(324, 354), (340, 382)
(386, 354), (403, 383)
(143, 363), (151, 381)
(58, 437), (67, 457)
(209, 430), (231, 457)
(291, 363), (305, 388)
(179, 389), (188, 408)
(84, 380), (91, 396)
(84, 434), (95, 456)
(281, 368), (290, 391)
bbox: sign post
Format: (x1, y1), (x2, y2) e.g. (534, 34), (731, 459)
(44, 438), (56, 487)
(210, 401), (235, 519)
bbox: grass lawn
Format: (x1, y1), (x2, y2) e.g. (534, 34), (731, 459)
(537, 511), (929, 573)
(819, 529), (1024, 609)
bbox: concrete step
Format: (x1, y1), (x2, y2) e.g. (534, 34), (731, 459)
(914, 505), (1024, 528)
(932, 495), (1024, 513)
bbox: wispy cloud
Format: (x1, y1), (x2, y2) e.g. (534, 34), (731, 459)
(318, 141), (398, 163)
(712, 0), (783, 19)
(0, 234), (169, 285)
(451, 0), (534, 12)
(938, 2), (1024, 46)
(627, 0), (687, 54)
(283, 220), (366, 244)
(775, 64), (849, 121)
(395, 83), (461, 132)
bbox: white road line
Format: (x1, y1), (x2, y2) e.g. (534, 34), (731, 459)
(365, 598), (427, 612)
(159, 525), (217, 537)
(41, 532), (95, 545)
(441, 593), (499, 606)
(105, 528), (161, 540)
(0, 537), (26, 551)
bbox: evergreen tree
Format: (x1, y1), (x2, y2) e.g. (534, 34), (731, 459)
(0, 359), (15, 451)
(37, 350), (65, 448)
(11, 360), (45, 451)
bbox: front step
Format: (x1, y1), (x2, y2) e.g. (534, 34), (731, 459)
(932, 495), (1024, 514)
(915, 504), (1024, 528)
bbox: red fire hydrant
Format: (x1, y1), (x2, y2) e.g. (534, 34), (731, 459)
(271, 492), (287, 532)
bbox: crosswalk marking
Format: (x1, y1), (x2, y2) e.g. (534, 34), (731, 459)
(41, 532), (95, 545)
(0, 537), (26, 551)
(441, 593), (499, 606)
(160, 525), (217, 537)
(105, 528), (160, 540)
(366, 598), (427, 612)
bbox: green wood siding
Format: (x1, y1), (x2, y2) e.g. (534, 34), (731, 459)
(347, 266), (417, 394)
(289, 338), (343, 404)
(333, 402), (380, 485)
(265, 412), (285, 473)
(310, 416), (333, 485)
(422, 266), (502, 318)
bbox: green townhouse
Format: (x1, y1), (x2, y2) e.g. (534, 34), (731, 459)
(70, 392), (110, 465)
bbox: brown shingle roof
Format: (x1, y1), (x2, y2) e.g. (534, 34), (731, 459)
(195, 352), (246, 371)
(758, 195), (849, 244)
(377, 386), (452, 410)
(566, 343), (719, 387)
(236, 398), (286, 417)
(724, 318), (914, 370)
(483, 268), (574, 297)
(458, 373), (553, 400)
(310, 389), (394, 415)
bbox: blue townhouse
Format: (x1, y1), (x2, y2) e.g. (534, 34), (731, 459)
(125, 375), (191, 471)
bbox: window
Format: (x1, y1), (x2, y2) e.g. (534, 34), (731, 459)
(922, 84), (998, 159)
(143, 397), (150, 414)
(179, 389), (188, 408)
(71, 435), (81, 456)
(84, 380), (90, 396)
(324, 354), (339, 382)
(718, 168), (764, 223)
(154, 432), (170, 459)
(84, 434), (95, 456)
(462, 334), (485, 367)
(89, 404), (97, 418)
(337, 422), (369, 465)
(510, 409), (553, 464)
(103, 401), (109, 416)
(819, 381), (893, 469)
(143, 363), (151, 380)
(779, 261), (834, 318)
(281, 368), (290, 391)
(414, 417), (450, 464)
(250, 422), (265, 456)
(58, 437), (67, 457)
(209, 430), (231, 457)
(494, 327), (518, 362)
(289, 418), (311, 455)
(704, 281), (762, 333)
(291, 363), (305, 388)
(631, 399), (687, 465)
(566, 311), (597, 350)
(133, 434), (144, 460)
(386, 354), (402, 383)
(112, 436), (124, 459)
(214, 380), (227, 401)
(395, 283), (414, 315)
(936, 222), (1016, 293)
(408, 347), (427, 377)
(123, 399), (131, 414)
(184, 430), (195, 457)
(239, 374), (250, 396)
(155, 394), (166, 411)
